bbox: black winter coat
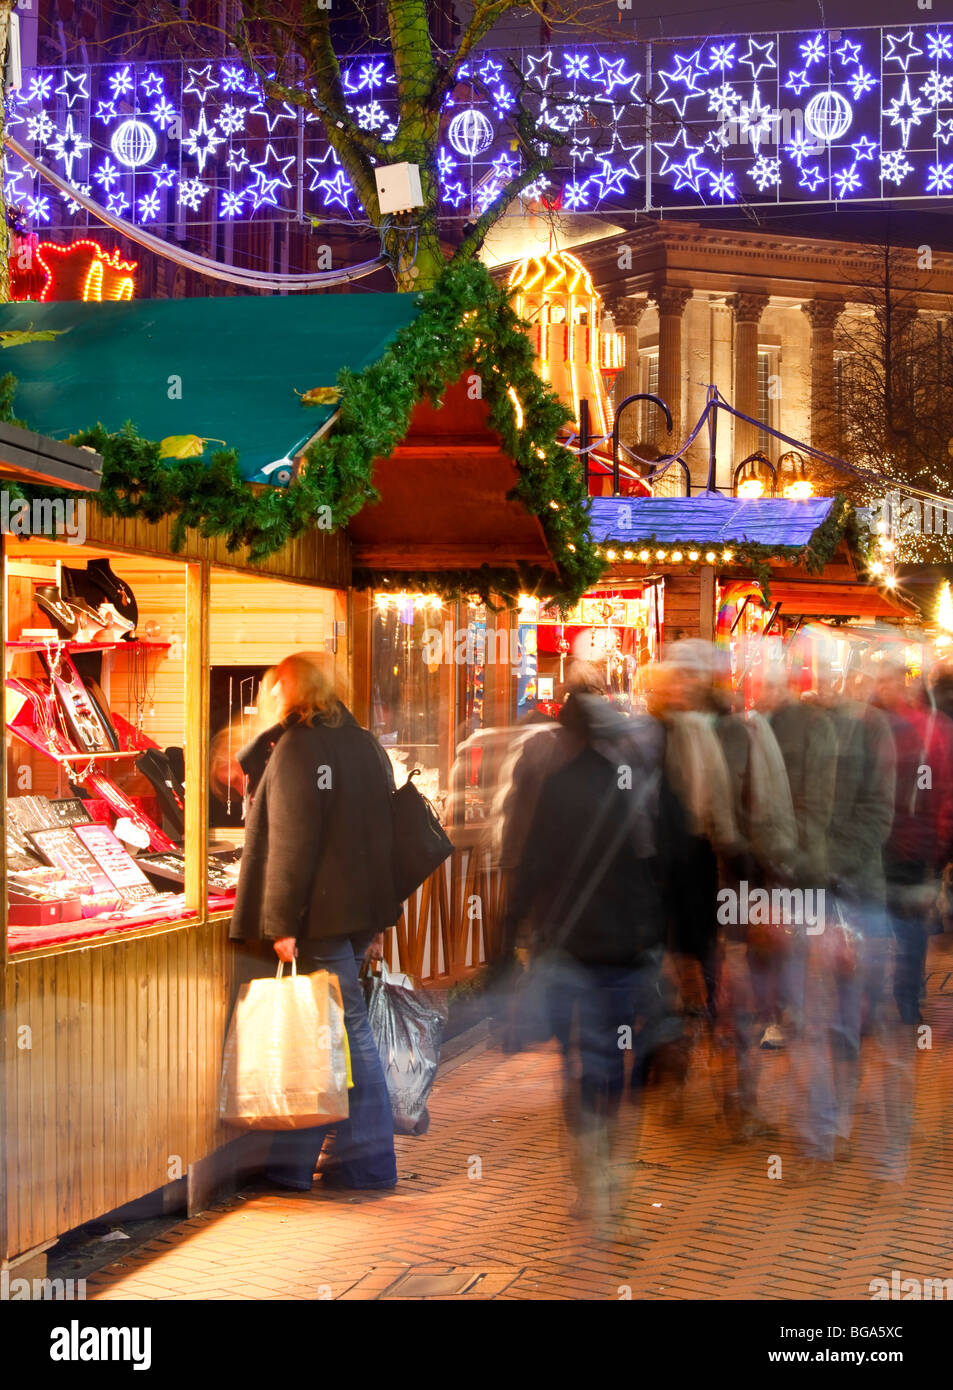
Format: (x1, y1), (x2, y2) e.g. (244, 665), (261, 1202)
(229, 706), (400, 943)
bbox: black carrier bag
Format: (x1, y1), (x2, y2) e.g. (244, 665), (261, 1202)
(391, 769), (452, 903)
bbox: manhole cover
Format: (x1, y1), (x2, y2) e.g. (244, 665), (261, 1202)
(385, 1270), (484, 1298)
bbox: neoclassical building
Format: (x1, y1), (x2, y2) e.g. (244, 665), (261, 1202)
(567, 220), (953, 495)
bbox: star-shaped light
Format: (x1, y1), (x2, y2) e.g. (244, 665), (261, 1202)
(851, 136), (878, 161)
(656, 128), (702, 177)
(594, 55), (636, 96)
(785, 71), (810, 97)
(95, 101), (118, 125)
(49, 112), (92, 180)
(887, 77), (929, 147)
(184, 64), (220, 102)
(316, 169), (353, 210)
(654, 68), (699, 118)
(737, 83), (778, 153)
(441, 181), (468, 208)
(799, 163), (825, 192)
(936, 118), (953, 147)
(591, 157), (633, 199)
(477, 58), (503, 86)
(250, 143), (296, 207)
(152, 163), (176, 188)
(55, 70), (89, 109)
(524, 51), (560, 91)
(569, 135), (594, 163)
(249, 98), (298, 134)
(490, 152), (517, 182)
(739, 37), (776, 80)
(227, 146), (250, 174)
(670, 49), (707, 91)
(670, 152), (707, 192)
(705, 124), (732, 153)
(141, 71), (164, 98)
(883, 29), (923, 72)
(183, 107), (227, 174)
(106, 190), (129, 216)
(305, 145), (340, 190)
(835, 38), (862, 66)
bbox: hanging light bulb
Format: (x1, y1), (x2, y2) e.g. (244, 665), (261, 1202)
(737, 478), (765, 498)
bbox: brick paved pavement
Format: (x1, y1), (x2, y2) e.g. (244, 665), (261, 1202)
(86, 939), (953, 1301)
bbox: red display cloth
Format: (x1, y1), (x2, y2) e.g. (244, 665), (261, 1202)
(7, 892), (235, 953)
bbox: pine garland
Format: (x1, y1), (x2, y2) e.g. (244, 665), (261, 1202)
(0, 262), (604, 607)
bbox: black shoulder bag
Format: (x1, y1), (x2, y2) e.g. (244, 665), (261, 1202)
(391, 769), (453, 903)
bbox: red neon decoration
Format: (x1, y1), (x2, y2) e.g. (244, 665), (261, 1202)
(10, 238), (138, 303)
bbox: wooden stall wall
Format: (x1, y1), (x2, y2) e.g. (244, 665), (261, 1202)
(2, 917), (234, 1262)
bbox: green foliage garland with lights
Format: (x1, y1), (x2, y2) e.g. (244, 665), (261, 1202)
(0, 261), (604, 608)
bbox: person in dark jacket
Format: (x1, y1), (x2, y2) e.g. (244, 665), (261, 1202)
(505, 683), (686, 1230)
(230, 654), (400, 1192)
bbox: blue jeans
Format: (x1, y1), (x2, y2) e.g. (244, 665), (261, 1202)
(265, 933), (397, 1191)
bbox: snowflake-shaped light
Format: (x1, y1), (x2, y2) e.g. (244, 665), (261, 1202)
(799, 35), (826, 67)
(28, 74), (53, 103)
(151, 97), (177, 131)
(564, 179), (591, 209)
(106, 190), (129, 216)
(708, 43), (736, 72)
(926, 31), (953, 63)
(749, 155), (781, 191)
(356, 100), (387, 131)
(60, 182), (91, 215)
(178, 178), (209, 211)
(708, 83), (741, 117)
(93, 157), (121, 190)
(183, 107), (227, 174)
(220, 65), (246, 93)
(708, 170), (737, 201)
(27, 194), (51, 223)
(927, 161), (953, 194)
(220, 189), (247, 217)
(833, 163), (862, 198)
(109, 66), (134, 99)
(26, 110), (55, 145)
(137, 190), (161, 222)
(564, 53), (590, 82)
(848, 67), (877, 101)
(786, 134), (817, 165)
(880, 148), (913, 184)
(475, 180), (501, 214)
(359, 60), (388, 90)
(492, 85), (514, 117)
(218, 104), (247, 136)
(921, 72), (953, 107)
(521, 174), (551, 200)
(437, 147), (456, 179)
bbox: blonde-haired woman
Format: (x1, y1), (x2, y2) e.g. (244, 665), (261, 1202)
(230, 653), (400, 1191)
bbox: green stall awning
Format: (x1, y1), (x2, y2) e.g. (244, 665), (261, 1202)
(0, 294), (421, 482)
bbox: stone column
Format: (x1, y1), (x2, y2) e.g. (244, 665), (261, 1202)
(728, 292), (770, 464)
(800, 298), (846, 453)
(650, 285), (692, 445)
(605, 296), (647, 451)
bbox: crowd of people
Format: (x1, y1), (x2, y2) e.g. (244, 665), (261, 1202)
(494, 641), (953, 1231)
